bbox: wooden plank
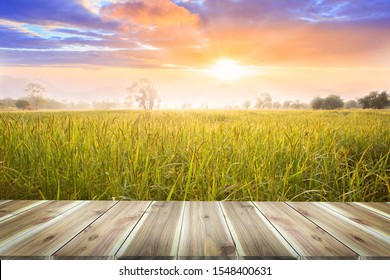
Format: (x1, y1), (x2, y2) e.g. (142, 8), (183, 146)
(178, 201), (236, 259)
(0, 200), (47, 222)
(0, 201), (115, 257)
(0, 200), (82, 247)
(254, 202), (358, 259)
(54, 201), (150, 258)
(220, 202), (298, 259)
(0, 200), (11, 206)
(288, 202), (390, 258)
(116, 201), (184, 259)
(320, 202), (390, 238)
(354, 202), (390, 218)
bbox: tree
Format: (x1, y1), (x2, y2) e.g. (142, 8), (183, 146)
(290, 99), (305, 109)
(15, 99), (31, 110)
(322, 95), (344, 110)
(283, 100), (292, 109)
(311, 95), (343, 110)
(0, 97), (16, 108)
(25, 82), (47, 109)
(255, 93), (272, 109)
(126, 78), (160, 110)
(181, 102), (192, 109)
(272, 101), (281, 109)
(310, 97), (323, 110)
(344, 100), (361, 109)
(358, 91), (390, 109)
(92, 99), (118, 110)
(242, 100), (251, 109)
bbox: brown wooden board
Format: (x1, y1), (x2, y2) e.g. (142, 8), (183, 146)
(354, 202), (390, 218)
(54, 201), (150, 258)
(288, 202), (390, 259)
(220, 202), (298, 259)
(116, 201), (184, 259)
(0, 200), (82, 247)
(0, 200), (47, 222)
(255, 202), (358, 259)
(320, 202), (390, 238)
(178, 201), (236, 259)
(0, 201), (115, 257)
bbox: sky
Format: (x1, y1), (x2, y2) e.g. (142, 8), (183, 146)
(0, 0), (390, 107)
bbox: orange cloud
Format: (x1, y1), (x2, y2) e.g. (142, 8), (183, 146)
(102, 0), (199, 28)
(100, 0), (206, 67)
(101, 0), (202, 46)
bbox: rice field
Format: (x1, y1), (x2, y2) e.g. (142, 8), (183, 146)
(0, 110), (389, 201)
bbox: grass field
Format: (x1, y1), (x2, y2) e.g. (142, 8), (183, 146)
(0, 110), (389, 201)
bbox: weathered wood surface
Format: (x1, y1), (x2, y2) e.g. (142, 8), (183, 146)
(288, 202), (390, 258)
(116, 201), (185, 259)
(255, 202), (358, 259)
(221, 202), (298, 259)
(354, 202), (390, 217)
(0, 201), (115, 257)
(320, 202), (390, 238)
(0, 201), (82, 247)
(0, 200), (47, 222)
(0, 201), (389, 259)
(178, 202), (236, 259)
(54, 201), (150, 258)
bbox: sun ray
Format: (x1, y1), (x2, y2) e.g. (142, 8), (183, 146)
(209, 58), (252, 81)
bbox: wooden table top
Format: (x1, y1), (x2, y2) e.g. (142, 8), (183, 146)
(0, 200), (388, 259)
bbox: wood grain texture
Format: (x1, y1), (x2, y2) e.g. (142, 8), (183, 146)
(288, 202), (390, 258)
(320, 202), (390, 238)
(54, 201), (150, 257)
(255, 202), (358, 259)
(0, 201), (11, 206)
(0, 201), (388, 259)
(0, 200), (82, 247)
(178, 201), (236, 259)
(354, 202), (390, 218)
(220, 202), (298, 259)
(0, 201), (115, 257)
(116, 201), (184, 259)
(0, 200), (47, 222)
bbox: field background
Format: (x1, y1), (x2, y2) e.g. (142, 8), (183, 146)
(0, 110), (389, 202)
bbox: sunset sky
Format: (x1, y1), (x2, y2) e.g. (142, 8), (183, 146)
(1, 0), (390, 107)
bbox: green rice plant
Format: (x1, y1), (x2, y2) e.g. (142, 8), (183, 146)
(0, 109), (388, 201)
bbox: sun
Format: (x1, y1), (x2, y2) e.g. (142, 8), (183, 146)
(209, 58), (251, 81)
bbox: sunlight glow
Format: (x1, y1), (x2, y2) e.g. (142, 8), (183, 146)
(209, 58), (252, 81)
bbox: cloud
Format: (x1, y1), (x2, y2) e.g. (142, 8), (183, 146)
(0, 48), (165, 68)
(0, 26), (60, 49)
(101, 0), (199, 28)
(189, 0), (390, 24)
(178, 0), (390, 66)
(0, 25), (140, 51)
(100, 0), (203, 48)
(0, 0), (116, 29)
(0, 0), (389, 67)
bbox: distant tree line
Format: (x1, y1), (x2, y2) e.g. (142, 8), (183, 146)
(1, 80), (389, 111)
(239, 94), (309, 110)
(310, 91), (389, 110)
(310, 95), (345, 110)
(0, 97), (94, 110)
(357, 91), (390, 109)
